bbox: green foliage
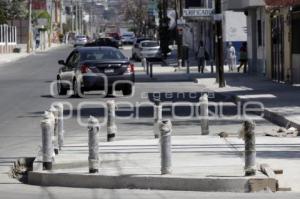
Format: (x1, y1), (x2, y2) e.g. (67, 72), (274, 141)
(0, 0), (27, 24)
(7, 0), (28, 21)
(0, 0), (8, 24)
(32, 10), (51, 30)
(123, 0), (148, 36)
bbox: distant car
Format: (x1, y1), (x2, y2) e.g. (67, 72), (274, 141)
(132, 37), (151, 60)
(121, 32), (135, 45)
(57, 47), (135, 97)
(85, 37), (119, 48)
(107, 32), (122, 47)
(74, 35), (88, 47)
(135, 40), (162, 61)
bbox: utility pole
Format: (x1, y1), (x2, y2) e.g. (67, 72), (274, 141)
(215, 0), (225, 88)
(27, 0), (32, 53)
(75, 0), (78, 34)
(71, 0), (74, 32)
(176, 0), (183, 63)
(89, 0), (93, 37)
(49, 0), (54, 47)
(60, 0), (63, 34)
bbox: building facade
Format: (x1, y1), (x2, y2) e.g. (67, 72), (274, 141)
(224, 0), (300, 84)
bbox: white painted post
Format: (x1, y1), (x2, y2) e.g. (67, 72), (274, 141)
(159, 120), (172, 175)
(142, 58), (147, 71)
(14, 26), (17, 45)
(200, 94), (209, 135)
(41, 117), (53, 170)
(107, 100), (117, 142)
(49, 106), (59, 154)
(54, 103), (64, 150)
(4, 25), (8, 53)
(243, 120), (256, 176)
(153, 99), (162, 139)
(88, 116), (100, 173)
(178, 59), (182, 70)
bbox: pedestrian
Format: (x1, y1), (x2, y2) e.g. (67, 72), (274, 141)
(226, 42), (236, 71)
(237, 42), (248, 73)
(35, 31), (40, 49)
(197, 41), (205, 73)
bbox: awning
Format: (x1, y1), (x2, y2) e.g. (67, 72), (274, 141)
(265, 0), (300, 6)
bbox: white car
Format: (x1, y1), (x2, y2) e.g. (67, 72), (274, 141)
(74, 35), (88, 47)
(121, 32), (135, 45)
(135, 40), (162, 61)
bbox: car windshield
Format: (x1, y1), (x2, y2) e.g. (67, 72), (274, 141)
(141, 41), (159, 47)
(81, 48), (126, 61)
(76, 36), (86, 39)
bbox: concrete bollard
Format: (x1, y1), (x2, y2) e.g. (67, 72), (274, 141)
(142, 58), (147, 71)
(153, 99), (162, 139)
(186, 60), (190, 74)
(88, 116), (100, 173)
(107, 100), (117, 142)
(178, 59), (182, 70)
(49, 106), (59, 154)
(200, 94), (209, 135)
(146, 61), (150, 75)
(41, 117), (53, 170)
(243, 120), (256, 176)
(159, 120), (172, 175)
(53, 103), (64, 150)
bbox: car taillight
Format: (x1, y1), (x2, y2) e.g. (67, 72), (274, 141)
(127, 64), (134, 73)
(80, 64), (91, 73)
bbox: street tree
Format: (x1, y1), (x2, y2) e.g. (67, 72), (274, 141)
(122, 0), (148, 36)
(0, 1), (8, 24)
(7, 0), (28, 26)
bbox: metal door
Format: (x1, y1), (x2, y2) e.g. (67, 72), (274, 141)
(271, 15), (285, 82)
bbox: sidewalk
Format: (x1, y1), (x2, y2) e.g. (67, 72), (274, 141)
(29, 136), (279, 192)
(0, 43), (65, 66)
(195, 74), (300, 130)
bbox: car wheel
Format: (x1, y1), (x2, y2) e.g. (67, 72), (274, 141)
(122, 85), (132, 96)
(73, 79), (84, 98)
(57, 78), (68, 95)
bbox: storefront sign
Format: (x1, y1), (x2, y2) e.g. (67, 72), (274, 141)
(183, 9), (214, 17)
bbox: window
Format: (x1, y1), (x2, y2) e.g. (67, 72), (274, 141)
(81, 49), (126, 61)
(257, 20), (263, 46)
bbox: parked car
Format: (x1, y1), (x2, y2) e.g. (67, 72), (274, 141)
(121, 32), (135, 45)
(134, 40), (162, 61)
(132, 37), (151, 60)
(85, 37), (119, 48)
(57, 47), (135, 97)
(74, 35), (88, 47)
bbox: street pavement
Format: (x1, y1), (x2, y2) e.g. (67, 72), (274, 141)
(0, 45), (299, 198)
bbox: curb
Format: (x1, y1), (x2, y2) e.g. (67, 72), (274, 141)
(234, 95), (300, 130)
(27, 171), (277, 192)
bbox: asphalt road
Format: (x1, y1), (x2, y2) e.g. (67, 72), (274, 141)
(0, 45), (296, 198)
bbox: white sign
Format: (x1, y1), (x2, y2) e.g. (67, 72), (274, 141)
(37, 18), (48, 26)
(183, 9), (214, 17)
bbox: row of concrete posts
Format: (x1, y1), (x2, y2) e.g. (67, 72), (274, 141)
(40, 103), (64, 170)
(40, 97), (256, 176)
